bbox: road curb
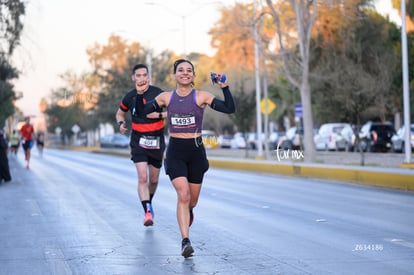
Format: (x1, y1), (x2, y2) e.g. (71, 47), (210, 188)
(209, 158), (414, 191)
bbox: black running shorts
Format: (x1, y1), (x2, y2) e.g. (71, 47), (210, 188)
(22, 140), (33, 151)
(165, 136), (209, 183)
(130, 133), (166, 168)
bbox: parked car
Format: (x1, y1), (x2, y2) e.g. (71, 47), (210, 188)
(247, 132), (278, 150)
(269, 132), (280, 150)
(355, 121), (396, 152)
(391, 124), (414, 153)
(314, 123), (352, 151)
(277, 127), (303, 150)
(231, 132), (247, 149)
(247, 132), (262, 150)
(218, 134), (233, 148)
(335, 125), (356, 152)
(100, 133), (130, 148)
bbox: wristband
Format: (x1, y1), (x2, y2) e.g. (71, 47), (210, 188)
(159, 112), (163, 119)
(117, 121), (125, 126)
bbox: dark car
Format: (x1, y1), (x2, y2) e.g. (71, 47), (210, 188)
(355, 121), (396, 152)
(100, 133), (130, 148)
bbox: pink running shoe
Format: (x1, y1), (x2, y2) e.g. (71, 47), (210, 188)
(143, 211), (153, 226)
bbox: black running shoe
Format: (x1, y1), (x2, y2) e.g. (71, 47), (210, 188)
(189, 209), (194, 227)
(181, 238), (194, 258)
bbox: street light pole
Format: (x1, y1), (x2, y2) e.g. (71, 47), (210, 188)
(253, 0), (263, 158)
(145, 1), (220, 58)
(400, 0), (412, 164)
(145, 2), (188, 57)
(181, 15), (187, 58)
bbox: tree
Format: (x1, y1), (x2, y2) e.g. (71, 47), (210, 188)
(313, 12), (398, 117)
(0, 56), (18, 127)
(390, 0), (414, 123)
(264, 0), (378, 162)
(209, 3), (257, 72)
(267, 76), (300, 130)
(44, 70), (102, 145)
(45, 103), (86, 145)
(0, 0), (25, 128)
(265, 0), (318, 162)
(229, 86), (256, 156)
(311, 10), (399, 165)
(209, 2), (279, 156)
(86, 34), (176, 129)
(392, 0), (414, 28)
(0, 0), (25, 55)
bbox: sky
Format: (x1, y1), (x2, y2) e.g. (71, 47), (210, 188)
(12, 0), (397, 117)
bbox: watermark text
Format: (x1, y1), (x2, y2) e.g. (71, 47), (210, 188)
(274, 143), (304, 161)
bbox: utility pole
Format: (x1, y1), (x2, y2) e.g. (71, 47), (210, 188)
(400, 0), (412, 164)
(254, 0), (263, 158)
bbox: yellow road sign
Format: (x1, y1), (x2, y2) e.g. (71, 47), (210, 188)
(260, 98), (276, 114)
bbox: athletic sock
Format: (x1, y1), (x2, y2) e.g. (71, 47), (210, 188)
(141, 200), (150, 212)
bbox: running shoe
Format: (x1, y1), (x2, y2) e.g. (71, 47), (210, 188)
(181, 238), (194, 258)
(143, 211), (153, 226)
(189, 209), (194, 227)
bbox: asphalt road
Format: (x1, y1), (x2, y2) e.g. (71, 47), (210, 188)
(1, 149), (413, 274)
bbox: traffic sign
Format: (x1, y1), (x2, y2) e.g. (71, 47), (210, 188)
(260, 99), (276, 114)
(294, 103), (303, 117)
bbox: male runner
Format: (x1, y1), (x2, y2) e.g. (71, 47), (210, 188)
(20, 117), (35, 169)
(115, 64), (166, 226)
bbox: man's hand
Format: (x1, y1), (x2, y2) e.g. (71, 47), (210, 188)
(119, 122), (128, 134)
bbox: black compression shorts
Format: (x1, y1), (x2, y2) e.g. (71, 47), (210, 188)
(130, 133), (166, 168)
(165, 136), (209, 183)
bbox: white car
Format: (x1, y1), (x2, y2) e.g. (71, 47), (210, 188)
(218, 134), (233, 148)
(391, 124), (414, 153)
(314, 123), (352, 151)
(231, 132), (247, 149)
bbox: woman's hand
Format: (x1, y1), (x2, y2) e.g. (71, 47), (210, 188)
(218, 79), (228, 88)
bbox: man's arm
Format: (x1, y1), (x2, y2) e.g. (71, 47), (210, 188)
(135, 92), (168, 115)
(115, 109), (128, 134)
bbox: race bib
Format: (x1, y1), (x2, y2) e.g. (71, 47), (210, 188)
(171, 114), (196, 127)
(139, 136), (160, 149)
